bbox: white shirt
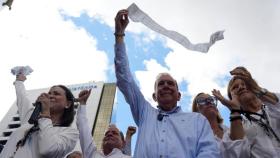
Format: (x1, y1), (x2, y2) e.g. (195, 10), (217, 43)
(222, 93), (280, 158)
(0, 81), (78, 158)
(77, 105), (131, 158)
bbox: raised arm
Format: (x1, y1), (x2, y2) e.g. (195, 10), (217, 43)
(123, 126), (136, 155)
(114, 10), (150, 126)
(75, 89), (96, 158)
(212, 89), (245, 140)
(14, 73), (34, 124)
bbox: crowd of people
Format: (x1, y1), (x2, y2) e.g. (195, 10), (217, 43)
(0, 9), (279, 158)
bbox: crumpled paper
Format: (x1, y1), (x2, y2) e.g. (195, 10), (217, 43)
(11, 66), (33, 76)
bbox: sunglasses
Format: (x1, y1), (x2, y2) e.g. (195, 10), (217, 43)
(196, 96), (217, 107)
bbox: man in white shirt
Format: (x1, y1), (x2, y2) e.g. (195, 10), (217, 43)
(76, 89), (131, 158)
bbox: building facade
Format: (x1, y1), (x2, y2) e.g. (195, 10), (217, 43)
(0, 81), (116, 153)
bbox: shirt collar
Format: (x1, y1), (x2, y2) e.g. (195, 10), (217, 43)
(157, 106), (182, 114)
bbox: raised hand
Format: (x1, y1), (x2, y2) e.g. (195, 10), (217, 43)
(37, 93), (51, 116)
(230, 66), (252, 79)
(126, 126), (136, 137)
(77, 89), (91, 105)
(212, 89), (240, 110)
(230, 66), (261, 94)
(115, 9), (129, 35)
(16, 73), (26, 82)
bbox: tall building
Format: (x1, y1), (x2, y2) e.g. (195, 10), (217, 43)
(0, 81), (116, 153)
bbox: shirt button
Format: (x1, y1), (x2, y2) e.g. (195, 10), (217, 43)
(160, 155), (163, 158)
(163, 120), (166, 122)
(162, 130), (165, 132)
(161, 139), (164, 142)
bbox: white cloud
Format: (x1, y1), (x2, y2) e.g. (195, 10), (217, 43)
(123, 0), (280, 110)
(1, 0), (280, 119)
(0, 0), (109, 120)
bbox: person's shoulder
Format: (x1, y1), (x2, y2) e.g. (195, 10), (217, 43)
(179, 111), (206, 120)
(57, 126), (79, 133)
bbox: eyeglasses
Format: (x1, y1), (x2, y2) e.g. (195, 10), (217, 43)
(196, 96), (217, 107)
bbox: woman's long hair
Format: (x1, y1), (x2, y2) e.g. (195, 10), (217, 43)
(53, 85), (75, 127)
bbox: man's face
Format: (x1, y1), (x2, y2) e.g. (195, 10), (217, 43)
(102, 126), (123, 150)
(153, 74), (181, 111)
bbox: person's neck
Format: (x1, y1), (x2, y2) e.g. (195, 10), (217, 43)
(159, 104), (177, 112)
(242, 99), (262, 113)
(208, 118), (223, 138)
(103, 147), (115, 156)
(50, 113), (63, 126)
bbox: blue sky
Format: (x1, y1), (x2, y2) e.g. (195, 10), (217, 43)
(64, 12), (232, 151)
(1, 0), (280, 154)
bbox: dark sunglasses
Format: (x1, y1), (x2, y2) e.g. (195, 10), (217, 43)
(196, 96), (217, 107)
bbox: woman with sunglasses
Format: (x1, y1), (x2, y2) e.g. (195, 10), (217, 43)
(192, 93), (226, 140)
(192, 92), (249, 157)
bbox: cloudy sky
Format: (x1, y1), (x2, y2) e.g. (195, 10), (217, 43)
(1, 0), (280, 152)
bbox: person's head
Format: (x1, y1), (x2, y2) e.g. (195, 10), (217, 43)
(66, 151), (82, 158)
(227, 77), (260, 111)
(102, 124), (124, 155)
(48, 85), (75, 127)
(192, 93), (223, 124)
(153, 73), (181, 111)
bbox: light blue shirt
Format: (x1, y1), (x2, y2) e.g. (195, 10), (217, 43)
(114, 42), (220, 158)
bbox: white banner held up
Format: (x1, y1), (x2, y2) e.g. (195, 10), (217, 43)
(127, 3), (224, 53)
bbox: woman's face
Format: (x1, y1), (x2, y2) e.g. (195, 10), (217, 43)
(229, 78), (257, 111)
(48, 86), (70, 114)
(196, 93), (218, 118)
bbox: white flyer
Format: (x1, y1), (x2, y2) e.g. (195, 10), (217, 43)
(127, 3), (224, 53)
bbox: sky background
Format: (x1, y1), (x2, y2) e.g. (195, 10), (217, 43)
(1, 0), (280, 154)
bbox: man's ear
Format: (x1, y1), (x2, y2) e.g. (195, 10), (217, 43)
(177, 92), (181, 101)
(152, 93), (157, 102)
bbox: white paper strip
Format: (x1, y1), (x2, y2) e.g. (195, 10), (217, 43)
(11, 66), (33, 76)
(127, 3), (224, 53)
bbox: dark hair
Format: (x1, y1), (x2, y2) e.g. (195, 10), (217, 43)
(52, 85), (75, 127)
